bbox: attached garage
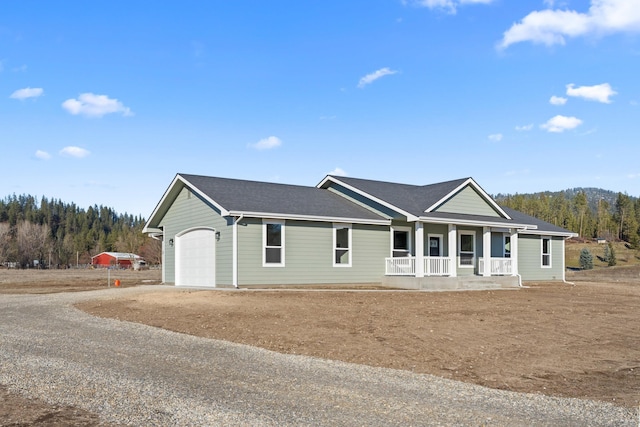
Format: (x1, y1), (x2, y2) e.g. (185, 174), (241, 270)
(175, 228), (216, 287)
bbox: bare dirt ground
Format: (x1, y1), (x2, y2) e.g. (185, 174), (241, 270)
(0, 384), (113, 427)
(0, 268), (162, 294)
(1, 267), (639, 425)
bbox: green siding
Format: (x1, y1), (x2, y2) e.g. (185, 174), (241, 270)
(159, 187), (232, 285)
(237, 219), (389, 285)
(434, 185), (501, 217)
(517, 235), (565, 281)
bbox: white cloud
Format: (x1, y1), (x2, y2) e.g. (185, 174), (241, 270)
(549, 95), (567, 105)
(357, 67), (398, 88)
(249, 136), (282, 150)
(10, 87), (43, 100)
(488, 133), (503, 142)
(60, 146), (91, 158)
(499, 0), (640, 49)
(34, 150), (51, 160)
(62, 93), (133, 118)
(540, 115), (583, 132)
(328, 167), (348, 176)
(505, 168), (530, 177)
(515, 123), (534, 131)
(566, 83), (617, 103)
(405, 0), (494, 14)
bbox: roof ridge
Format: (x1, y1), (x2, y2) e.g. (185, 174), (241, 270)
(179, 173), (320, 190)
(331, 175), (470, 188)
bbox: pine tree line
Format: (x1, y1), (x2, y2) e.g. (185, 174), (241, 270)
(496, 190), (640, 247)
(0, 194), (160, 268)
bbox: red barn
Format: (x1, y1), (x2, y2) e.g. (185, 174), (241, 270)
(91, 252), (144, 268)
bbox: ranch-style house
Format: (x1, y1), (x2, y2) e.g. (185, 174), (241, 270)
(143, 173), (576, 290)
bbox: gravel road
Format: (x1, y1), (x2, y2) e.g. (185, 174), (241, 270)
(0, 287), (636, 426)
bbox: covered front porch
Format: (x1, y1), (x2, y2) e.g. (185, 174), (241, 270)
(384, 255), (514, 276)
(384, 222), (520, 279)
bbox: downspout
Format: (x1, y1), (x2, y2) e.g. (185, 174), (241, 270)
(562, 236), (575, 286)
(232, 214), (244, 289)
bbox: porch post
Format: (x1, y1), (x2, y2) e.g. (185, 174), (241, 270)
(510, 229), (518, 276)
(483, 227), (491, 277)
(415, 222), (424, 277)
(448, 224), (457, 277)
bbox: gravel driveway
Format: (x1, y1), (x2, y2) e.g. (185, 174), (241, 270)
(0, 287), (636, 426)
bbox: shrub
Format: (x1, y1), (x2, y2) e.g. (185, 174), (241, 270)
(579, 248), (594, 270)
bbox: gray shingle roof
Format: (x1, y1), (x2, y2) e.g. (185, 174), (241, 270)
(327, 176), (471, 217)
(326, 176), (574, 235)
(500, 206), (576, 235)
(145, 173), (575, 236)
(179, 174), (386, 222)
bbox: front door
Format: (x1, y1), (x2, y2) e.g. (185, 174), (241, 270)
(429, 235), (442, 257)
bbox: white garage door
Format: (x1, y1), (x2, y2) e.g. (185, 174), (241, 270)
(175, 228), (216, 287)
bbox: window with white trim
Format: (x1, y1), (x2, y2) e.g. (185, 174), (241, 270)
(541, 237), (551, 268)
(391, 226), (412, 257)
(333, 223), (352, 267)
(504, 235), (511, 258)
(458, 231), (475, 267)
(263, 220), (285, 266)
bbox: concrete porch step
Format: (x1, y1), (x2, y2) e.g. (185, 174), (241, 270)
(382, 275), (520, 291)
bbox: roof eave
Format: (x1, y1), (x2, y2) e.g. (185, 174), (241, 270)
(418, 215), (536, 230)
(519, 230), (578, 238)
(143, 174), (230, 233)
(227, 210), (391, 225)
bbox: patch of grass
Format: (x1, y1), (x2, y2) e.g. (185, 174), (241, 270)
(566, 241), (639, 270)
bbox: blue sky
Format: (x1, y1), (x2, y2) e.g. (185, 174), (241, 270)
(2, 0), (639, 217)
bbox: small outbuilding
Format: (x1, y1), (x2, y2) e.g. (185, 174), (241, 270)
(91, 252), (144, 268)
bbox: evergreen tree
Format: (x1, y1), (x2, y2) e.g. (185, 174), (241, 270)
(607, 242), (617, 267)
(0, 193), (151, 267)
(579, 248), (594, 270)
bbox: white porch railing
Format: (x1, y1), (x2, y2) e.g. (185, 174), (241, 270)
(479, 257), (513, 275)
(385, 257), (451, 276)
(424, 256), (451, 276)
(385, 257), (415, 276)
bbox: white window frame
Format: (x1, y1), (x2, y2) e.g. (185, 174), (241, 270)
(503, 234), (511, 258)
(427, 233), (443, 257)
(541, 236), (552, 268)
(458, 230), (475, 268)
(263, 219), (285, 267)
(391, 226), (412, 257)
(333, 223), (352, 267)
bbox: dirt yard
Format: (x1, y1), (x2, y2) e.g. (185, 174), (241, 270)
(0, 268), (162, 294)
(1, 267), (639, 425)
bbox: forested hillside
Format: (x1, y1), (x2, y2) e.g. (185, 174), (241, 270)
(2, 187), (639, 269)
(0, 194), (160, 268)
(495, 188), (640, 246)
